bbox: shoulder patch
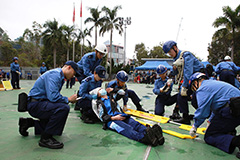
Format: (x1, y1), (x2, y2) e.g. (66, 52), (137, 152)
(85, 76), (92, 82)
(88, 55), (93, 59)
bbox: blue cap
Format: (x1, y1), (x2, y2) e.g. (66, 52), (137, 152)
(65, 61), (81, 77)
(95, 65), (106, 78)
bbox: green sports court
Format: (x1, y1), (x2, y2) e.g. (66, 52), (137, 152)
(0, 80), (238, 160)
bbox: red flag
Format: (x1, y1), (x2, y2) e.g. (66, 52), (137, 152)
(80, 1), (82, 17)
(73, 4), (75, 23)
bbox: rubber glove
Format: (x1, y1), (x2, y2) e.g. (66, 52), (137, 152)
(180, 87), (188, 96)
(190, 125), (197, 137)
(117, 89), (125, 95)
(91, 94), (97, 99)
(167, 78), (173, 85)
(123, 105), (127, 111)
(160, 83), (171, 93)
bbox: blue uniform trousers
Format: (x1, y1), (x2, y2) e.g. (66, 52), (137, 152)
(107, 117), (146, 141)
(155, 93), (178, 116)
(66, 77), (75, 88)
(177, 90), (198, 114)
(219, 70), (235, 87)
(76, 98), (99, 120)
(204, 106), (240, 153)
(27, 100), (70, 136)
(11, 71), (20, 88)
(127, 89), (141, 107)
(76, 70), (87, 84)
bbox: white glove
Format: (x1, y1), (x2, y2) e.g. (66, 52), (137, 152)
(180, 87), (188, 96)
(206, 120), (211, 129)
(160, 84), (170, 93)
(123, 105), (128, 111)
(91, 94), (97, 99)
(167, 78), (173, 85)
(16, 71), (21, 75)
(117, 89), (125, 95)
(190, 125), (197, 137)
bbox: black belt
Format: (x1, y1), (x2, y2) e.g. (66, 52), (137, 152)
(222, 69), (233, 72)
(214, 102), (229, 115)
(28, 97), (46, 102)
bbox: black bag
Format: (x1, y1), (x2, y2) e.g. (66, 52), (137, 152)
(229, 96), (240, 117)
(18, 92), (28, 112)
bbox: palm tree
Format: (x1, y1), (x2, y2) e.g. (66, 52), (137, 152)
(100, 5), (123, 77)
(84, 7), (105, 46)
(76, 28), (92, 58)
(42, 19), (62, 68)
(212, 5), (240, 61)
(61, 25), (75, 61)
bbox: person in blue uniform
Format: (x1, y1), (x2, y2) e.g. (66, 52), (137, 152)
(91, 87), (164, 146)
(153, 65), (180, 118)
(77, 43), (107, 83)
(75, 65), (106, 123)
(10, 57), (21, 89)
(66, 77), (75, 89)
(0, 68), (6, 80)
(189, 72), (240, 159)
(39, 62), (47, 75)
(215, 55), (239, 87)
(163, 40), (204, 124)
(18, 61), (80, 149)
(106, 70), (148, 112)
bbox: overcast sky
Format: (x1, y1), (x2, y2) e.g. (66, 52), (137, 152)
(0, 0), (239, 61)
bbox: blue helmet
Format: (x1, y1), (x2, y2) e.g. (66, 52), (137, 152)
(13, 57), (18, 61)
(189, 72), (208, 91)
(42, 62), (46, 65)
(116, 70), (128, 82)
(156, 65), (167, 74)
(162, 40), (177, 53)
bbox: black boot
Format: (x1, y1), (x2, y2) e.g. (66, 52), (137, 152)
(18, 117), (34, 136)
(140, 127), (158, 146)
(174, 113), (191, 125)
(80, 113), (95, 124)
(231, 136), (240, 159)
(74, 103), (80, 110)
(152, 124), (165, 145)
(236, 152), (240, 159)
(39, 132), (64, 149)
(136, 105), (149, 113)
(169, 107), (181, 120)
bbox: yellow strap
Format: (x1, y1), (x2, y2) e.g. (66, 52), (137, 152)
(124, 108), (170, 124)
(179, 124), (206, 135)
(125, 109), (206, 135)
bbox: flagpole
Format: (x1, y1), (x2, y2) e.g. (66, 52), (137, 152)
(72, 2), (75, 62)
(80, 0), (83, 58)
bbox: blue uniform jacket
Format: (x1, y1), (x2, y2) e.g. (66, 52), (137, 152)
(153, 77), (173, 96)
(173, 50), (203, 88)
(39, 66), (47, 74)
(193, 80), (240, 128)
(107, 80), (128, 105)
(98, 97), (128, 122)
(28, 68), (68, 103)
(10, 62), (21, 72)
(78, 75), (102, 100)
(215, 61), (239, 74)
(77, 52), (102, 77)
